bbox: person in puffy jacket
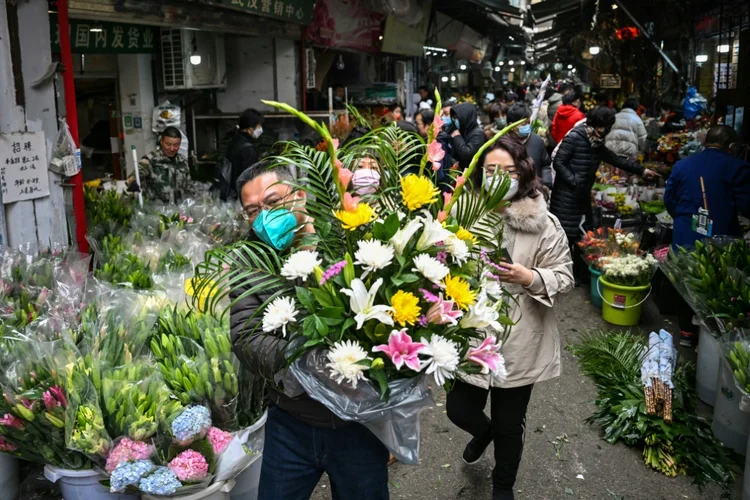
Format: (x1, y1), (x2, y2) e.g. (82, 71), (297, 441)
(438, 102), (486, 171)
(506, 103), (553, 189)
(550, 93), (585, 144)
(550, 107), (658, 282)
(605, 98), (647, 158)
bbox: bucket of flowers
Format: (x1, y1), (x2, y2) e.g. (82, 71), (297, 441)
(193, 93), (524, 464)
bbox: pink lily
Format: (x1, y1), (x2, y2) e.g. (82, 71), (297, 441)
(425, 294), (462, 326)
(338, 166), (353, 189)
(43, 391), (59, 410)
(342, 192), (361, 212)
(373, 329), (426, 371)
(0, 414), (24, 430)
(419, 288), (440, 303)
(427, 141), (445, 171)
(49, 386), (67, 408)
(466, 337), (505, 375)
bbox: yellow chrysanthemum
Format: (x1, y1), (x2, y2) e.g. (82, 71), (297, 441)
(400, 175), (439, 211)
(443, 274), (477, 310)
(456, 227), (477, 244)
(335, 203), (377, 230)
(390, 290), (421, 326)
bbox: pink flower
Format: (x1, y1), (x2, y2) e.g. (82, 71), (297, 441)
(466, 337), (505, 375)
(49, 386), (67, 408)
(427, 141), (445, 171)
(207, 427), (233, 455)
(425, 294), (462, 326)
(0, 436), (15, 452)
(330, 138), (340, 151)
(43, 391), (59, 411)
(337, 165), (352, 188)
(431, 114), (443, 137)
(455, 176), (466, 189)
(105, 438), (154, 473)
(21, 399), (34, 411)
(437, 211), (447, 223)
(419, 288), (440, 303)
(168, 449), (209, 482)
(435, 252), (448, 264)
(372, 329), (426, 371)
(0, 414), (24, 430)
(342, 192), (360, 212)
(442, 192), (452, 207)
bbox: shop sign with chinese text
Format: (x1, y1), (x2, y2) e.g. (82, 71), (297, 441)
(50, 17), (157, 53)
(0, 132), (51, 204)
(216, 0), (314, 25)
(600, 74), (622, 89)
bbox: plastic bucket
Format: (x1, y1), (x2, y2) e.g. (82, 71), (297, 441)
(230, 410), (268, 500)
(744, 432), (750, 500)
(696, 325), (721, 406)
(711, 358), (750, 455)
(44, 465), (138, 500)
(589, 267), (602, 308)
(142, 480), (234, 500)
(0, 454), (19, 500)
(597, 277), (651, 326)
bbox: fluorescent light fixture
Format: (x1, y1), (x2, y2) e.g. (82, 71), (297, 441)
(441, 76), (449, 82)
(696, 54), (708, 62)
(425, 51), (431, 56)
(567, 64), (573, 69)
(90, 27), (103, 33)
(189, 54), (202, 65)
(460, 64), (467, 70)
(589, 46), (601, 55)
(508, 60), (514, 65)
(494, 66), (501, 72)
(442, 53), (447, 57)
(424, 46), (448, 53)
(717, 44), (730, 53)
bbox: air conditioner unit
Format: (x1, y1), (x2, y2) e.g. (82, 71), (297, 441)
(161, 28), (226, 90)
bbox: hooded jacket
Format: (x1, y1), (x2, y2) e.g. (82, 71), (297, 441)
(550, 125), (644, 240)
(551, 104), (586, 144)
(605, 108), (647, 158)
(547, 93), (564, 122)
(462, 195), (574, 389)
(449, 103), (486, 171)
(226, 131), (259, 195)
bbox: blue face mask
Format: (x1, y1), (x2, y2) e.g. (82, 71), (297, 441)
(441, 116), (452, 125)
(453, 118), (460, 129)
(252, 209), (298, 251)
(518, 124), (532, 137)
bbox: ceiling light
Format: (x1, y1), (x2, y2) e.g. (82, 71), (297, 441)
(494, 66), (501, 72)
(379, 35), (383, 40)
(442, 53), (447, 57)
(498, 61), (504, 66)
(90, 26), (103, 33)
(450, 75), (456, 81)
(441, 76), (449, 82)
(567, 64), (573, 69)
(520, 60), (526, 65)
(717, 44), (730, 53)
(460, 64), (467, 70)
(425, 51), (431, 56)
(589, 45), (601, 55)
(696, 54), (708, 62)
(571, 68), (577, 73)
(424, 45), (448, 53)
(508, 36), (514, 41)
(612, 3), (618, 9)
(508, 60), (514, 65)
(510, 68), (515, 72)
(189, 54), (202, 65)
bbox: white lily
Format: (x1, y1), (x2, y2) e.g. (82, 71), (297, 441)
(341, 278), (394, 329)
(390, 218), (423, 256)
(416, 212), (452, 251)
(459, 291), (502, 331)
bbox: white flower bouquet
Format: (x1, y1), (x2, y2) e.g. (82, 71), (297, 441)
(600, 254), (657, 287)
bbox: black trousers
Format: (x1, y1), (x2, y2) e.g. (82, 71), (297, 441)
(446, 381), (534, 492)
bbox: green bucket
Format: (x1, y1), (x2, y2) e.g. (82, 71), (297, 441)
(589, 266), (602, 308)
(596, 276), (651, 326)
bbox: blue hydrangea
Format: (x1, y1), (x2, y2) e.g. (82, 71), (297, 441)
(110, 460), (155, 493)
(138, 466), (182, 496)
(171, 405), (211, 443)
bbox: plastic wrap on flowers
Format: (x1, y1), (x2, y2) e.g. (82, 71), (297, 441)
(289, 349), (435, 464)
(64, 367), (112, 461)
(719, 329), (750, 411)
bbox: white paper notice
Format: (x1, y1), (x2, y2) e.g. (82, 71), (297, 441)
(0, 131), (51, 204)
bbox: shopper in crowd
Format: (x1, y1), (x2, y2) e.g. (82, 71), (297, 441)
(506, 103), (553, 189)
(504, 91), (518, 106)
(224, 108), (263, 199)
(659, 102), (684, 133)
(439, 102), (486, 171)
(231, 160), (389, 500)
(605, 98), (648, 158)
(665, 125), (750, 247)
(550, 106), (658, 280)
(484, 103), (508, 140)
(550, 92), (585, 144)
(547, 83), (572, 122)
(332, 84), (346, 109)
(134, 126), (191, 204)
(415, 108), (435, 139)
(595, 93), (614, 108)
(447, 136), (573, 500)
(418, 85), (430, 103)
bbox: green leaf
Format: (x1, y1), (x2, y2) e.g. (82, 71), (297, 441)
(318, 307), (345, 319)
(398, 273), (420, 284)
(296, 287), (315, 311)
(302, 316), (318, 337)
(340, 318), (356, 336)
(303, 338), (324, 348)
(310, 288), (335, 308)
(369, 369), (390, 400)
(313, 316), (329, 336)
(317, 221), (332, 238)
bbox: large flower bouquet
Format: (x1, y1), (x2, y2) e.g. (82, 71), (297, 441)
(599, 254), (657, 287)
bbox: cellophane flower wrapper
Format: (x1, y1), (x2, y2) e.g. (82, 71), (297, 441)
(290, 349), (434, 464)
(64, 363), (111, 462)
(212, 418), (264, 482)
(719, 329), (750, 411)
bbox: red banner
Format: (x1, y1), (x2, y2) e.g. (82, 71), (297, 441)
(305, 0), (383, 53)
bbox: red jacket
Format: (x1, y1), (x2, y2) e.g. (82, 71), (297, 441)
(551, 104), (586, 144)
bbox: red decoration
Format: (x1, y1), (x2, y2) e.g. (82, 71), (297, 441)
(616, 27), (640, 40)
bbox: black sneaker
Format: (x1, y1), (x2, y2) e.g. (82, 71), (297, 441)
(462, 436), (491, 465)
(492, 490), (514, 500)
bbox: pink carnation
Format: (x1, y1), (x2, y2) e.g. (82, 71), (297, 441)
(207, 427), (232, 455)
(168, 449), (209, 482)
(105, 438), (154, 473)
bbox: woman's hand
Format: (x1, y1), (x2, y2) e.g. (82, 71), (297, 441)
(496, 262), (535, 287)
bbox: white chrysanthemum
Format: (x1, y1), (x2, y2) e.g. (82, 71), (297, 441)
(480, 276), (504, 300)
(354, 240), (395, 278)
(412, 254), (449, 284)
(326, 340), (370, 388)
(262, 296), (298, 336)
(416, 213), (452, 251)
(420, 335), (460, 386)
(390, 218), (423, 255)
(460, 292), (502, 331)
(280, 251), (321, 281)
(444, 235), (470, 264)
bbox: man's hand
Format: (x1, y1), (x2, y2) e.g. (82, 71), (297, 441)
(495, 262), (535, 287)
(451, 130), (461, 138)
(643, 168), (661, 179)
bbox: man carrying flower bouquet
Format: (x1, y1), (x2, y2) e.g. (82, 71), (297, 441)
(230, 161), (390, 500)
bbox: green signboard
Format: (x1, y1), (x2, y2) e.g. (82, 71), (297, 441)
(50, 17), (157, 54)
(216, 0), (314, 25)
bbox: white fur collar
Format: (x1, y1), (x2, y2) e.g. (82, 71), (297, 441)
(503, 195), (548, 233)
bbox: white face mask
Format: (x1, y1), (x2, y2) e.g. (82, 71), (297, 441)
(253, 127), (263, 139)
(352, 169), (381, 195)
(483, 173), (519, 201)
(503, 178), (519, 200)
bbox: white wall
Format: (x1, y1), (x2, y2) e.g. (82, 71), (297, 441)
(217, 36), (299, 113)
(118, 54), (156, 176)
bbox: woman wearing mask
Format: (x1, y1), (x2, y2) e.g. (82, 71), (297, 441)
(484, 103), (508, 140)
(506, 103), (553, 189)
(447, 136), (574, 500)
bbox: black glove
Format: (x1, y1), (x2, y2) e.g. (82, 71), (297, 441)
(441, 121), (458, 135)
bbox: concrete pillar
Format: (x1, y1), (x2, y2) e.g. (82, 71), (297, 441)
(118, 54), (156, 176)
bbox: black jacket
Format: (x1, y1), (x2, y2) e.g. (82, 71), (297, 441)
(226, 131), (259, 194)
(550, 125), (644, 240)
(523, 133), (553, 189)
(449, 103), (486, 171)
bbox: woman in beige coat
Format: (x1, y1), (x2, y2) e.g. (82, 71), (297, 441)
(446, 136), (574, 500)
